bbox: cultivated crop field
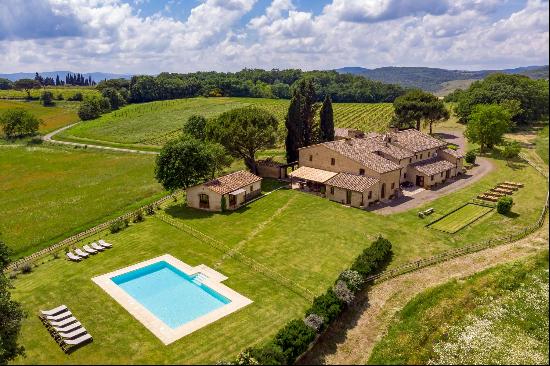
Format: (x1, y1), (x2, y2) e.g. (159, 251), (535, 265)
(0, 86), (100, 100)
(0, 100), (80, 132)
(58, 97), (394, 147)
(368, 250), (549, 365)
(428, 203), (494, 234)
(0, 144), (164, 258)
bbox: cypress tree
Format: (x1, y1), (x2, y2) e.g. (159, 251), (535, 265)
(285, 93), (302, 163)
(319, 95), (335, 141)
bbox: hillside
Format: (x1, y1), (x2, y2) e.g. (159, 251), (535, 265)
(336, 65), (549, 95)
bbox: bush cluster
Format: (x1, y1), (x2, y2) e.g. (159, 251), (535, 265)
(465, 150), (477, 165)
(497, 196), (513, 215)
(225, 236), (393, 365)
(109, 218), (129, 234)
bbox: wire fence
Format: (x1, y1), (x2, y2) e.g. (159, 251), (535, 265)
(365, 154), (549, 284)
(4, 191), (183, 273)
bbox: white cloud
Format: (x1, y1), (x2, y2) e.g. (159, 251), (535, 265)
(0, 0), (547, 74)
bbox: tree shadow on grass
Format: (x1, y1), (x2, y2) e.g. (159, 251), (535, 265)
(164, 202), (252, 222)
(503, 211), (520, 219)
(297, 254), (394, 365)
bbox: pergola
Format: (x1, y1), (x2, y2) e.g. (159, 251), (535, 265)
(289, 166), (338, 193)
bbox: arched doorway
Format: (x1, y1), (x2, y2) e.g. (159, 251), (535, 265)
(381, 183), (386, 199)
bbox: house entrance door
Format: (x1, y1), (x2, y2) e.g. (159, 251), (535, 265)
(346, 190), (352, 204)
(416, 175), (424, 187)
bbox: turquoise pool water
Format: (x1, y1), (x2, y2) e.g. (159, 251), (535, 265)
(111, 261), (230, 329)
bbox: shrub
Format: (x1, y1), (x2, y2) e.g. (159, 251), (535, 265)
(304, 314), (324, 332)
(78, 100), (101, 120)
(333, 280), (354, 304)
(497, 196), (513, 215)
(133, 209), (144, 223)
(21, 264), (32, 274)
(56, 93), (64, 100)
(234, 349), (259, 365)
(350, 236), (392, 277)
(465, 150), (477, 165)
(67, 92), (83, 101)
(41, 91), (55, 106)
(249, 342), (286, 365)
(273, 319), (316, 364)
(109, 219), (127, 234)
(145, 204), (155, 215)
(339, 269), (364, 292)
(306, 289), (343, 324)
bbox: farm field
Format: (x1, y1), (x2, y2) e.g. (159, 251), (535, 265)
(0, 100), (80, 132)
(57, 97), (394, 147)
(9, 153), (548, 364)
(368, 250), (549, 365)
(0, 86), (100, 100)
(0, 143), (164, 258)
(536, 125), (549, 164)
(428, 203), (494, 234)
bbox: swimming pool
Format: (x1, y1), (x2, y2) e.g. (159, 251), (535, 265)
(111, 261), (230, 329)
(93, 255), (252, 344)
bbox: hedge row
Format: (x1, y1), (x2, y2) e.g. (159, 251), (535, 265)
(222, 236), (393, 365)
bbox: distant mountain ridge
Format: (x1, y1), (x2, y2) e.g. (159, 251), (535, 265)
(0, 71), (131, 82)
(335, 65), (549, 95)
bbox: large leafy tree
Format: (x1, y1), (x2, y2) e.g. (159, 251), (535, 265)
(0, 110), (42, 139)
(393, 90), (449, 132)
(0, 239), (26, 365)
(101, 88), (125, 110)
(155, 137), (229, 190)
(464, 104), (511, 151)
(183, 115), (207, 141)
(207, 106), (278, 174)
(455, 73), (549, 125)
(0, 78), (13, 90)
(319, 95), (335, 142)
(13, 79), (40, 99)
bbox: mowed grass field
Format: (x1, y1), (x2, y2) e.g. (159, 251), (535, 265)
(428, 204), (494, 234)
(9, 151), (548, 364)
(0, 100), (80, 132)
(0, 144), (164, 258)
(536, 125), (549, 164)
(368, 250), (549, 365)
(58, 97), (394, 147)
(0, 87), (99, 100)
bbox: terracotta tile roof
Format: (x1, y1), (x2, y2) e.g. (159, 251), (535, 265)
(335, 128), (364, 138)
(389, 129), (447, 153)
(326, 173), (379, 192)
(204, 170), (262, 195)
(442, 148), (464, 158)
(410, 158), (455, 176)
(290, 166), (338, 183)
(321, 139), (401, 173)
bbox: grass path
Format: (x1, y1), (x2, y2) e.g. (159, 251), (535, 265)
(298, 221), (549, 365)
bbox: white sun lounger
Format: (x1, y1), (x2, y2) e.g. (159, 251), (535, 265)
(52, 321), (82, 333)
(66, 252), (82, 261)
(61, 333), (93, 351)
(40, 305), (68, 317)
(91, 242), (104, 251)
(56, 327), (88, 340)
(49, 316), (77, 328)
(98, 239), (112, 248)
(83, 245), (97, 254)
(45, 310), (72, 322)
(74, 249), (89, 258)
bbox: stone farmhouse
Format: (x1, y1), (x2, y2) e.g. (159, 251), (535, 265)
(186, 170), (262, 212)
(290, 129), (464, 208)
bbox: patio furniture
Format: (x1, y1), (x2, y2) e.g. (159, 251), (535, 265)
(44, 310), (72, 322)
(98, 239), (112, 248)
(83, 245), (97, 254)
(61, 333), (93, 352)
(55, 327), (88, 341)
(66, 252), (82, 262)
(52, 321), (82, 334)
(74, 249), (89, 258)
(91, 242), (104, 251)
(40, 305), (67, 317)
(48, 316), (77, 328)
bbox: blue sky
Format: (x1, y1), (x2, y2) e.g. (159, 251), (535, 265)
(0, 0), (548, 74)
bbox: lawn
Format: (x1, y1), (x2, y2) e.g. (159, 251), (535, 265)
(9, 151), (548, 364)
(0, 87), (100, 100)
(368, 250), (549, 365)
(428, 203), (494, 234)
(535, 125), (549, 165)
(0, 100), (80, 132)
(0, 143), (164, 258)
(57, 97), (394, 148)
